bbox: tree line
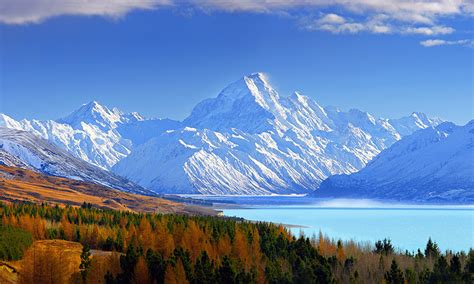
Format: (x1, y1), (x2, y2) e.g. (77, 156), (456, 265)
(0, 202), (331, 283)
(0, 201), (472, 283)
(315, 233), (473, 283)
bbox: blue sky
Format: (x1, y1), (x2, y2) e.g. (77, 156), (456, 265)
(1, 1), (473, 124)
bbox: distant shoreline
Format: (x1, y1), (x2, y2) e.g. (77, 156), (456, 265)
(177, 195), (474, 210)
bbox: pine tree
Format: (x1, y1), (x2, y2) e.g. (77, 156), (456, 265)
(193, 251), (215, 284)
(146, 249), (166, 284)
(118, 244), (139, 282)
(450, 254), (462, 276)
(218, 256), (236, 283)
(374, 238), (394, 255)
(384, 259), (404, 284)
(430, 255), (450, 282)
(80, 244), (92, 283)
(424, 238), (440, 259)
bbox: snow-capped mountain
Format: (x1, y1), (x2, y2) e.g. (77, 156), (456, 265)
(0, 73), (444, 195)
(112, 73), (442, 195)
(0, 101), (181, 170)
(389, 112), (443, 137)
(0, 127), (150, 195)
(314, 121), (474, 203)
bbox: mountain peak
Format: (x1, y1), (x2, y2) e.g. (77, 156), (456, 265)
(245, 72), (268, 82)
(389, 111), (442, 137)
(80, 100), (112, 114)
(84, 100), (101, 107)
(290, 91), (305, 100)
(230, 72), (282, 110)
(58, 101), (124, 130)
(243, 72), (274, 93)
(410, 111), (428, 120)
(78, 100), (112, 113)
(348, 109), (376, 124)
(217, 72), (277, 101)
(0, 114), (23, 130)
(183, 72), (285, 133)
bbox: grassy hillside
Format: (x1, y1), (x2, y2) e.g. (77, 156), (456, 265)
(0, 239), (121, 284)
(0, 165), (215, 215)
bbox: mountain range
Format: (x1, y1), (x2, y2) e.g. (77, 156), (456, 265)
(1, 73), (449, 196)
(0, 127), (149, 195)
(314, 121), (474, 203)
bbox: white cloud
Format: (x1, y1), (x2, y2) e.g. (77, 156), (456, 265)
(0, 0), (470, 49)
(404, 26), (455, 35)
(420, 39), (473, 47)
(303, 14), (395, 34)
(1, 0), (472, 25)
(319, 13), (346, 24)
(317, 22), (365, 34)
(0, 0), (171, 24)
(420, 39), (448, 46)
(303, 13), (459, 36)
(192, 0), (471, 41)
(193, 0), (469, 25)
(301, 14), (392, 34)
(370, 25), (392, 34)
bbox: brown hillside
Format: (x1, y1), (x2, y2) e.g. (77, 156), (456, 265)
(0, 165), (215, 215)
(0, 240), (121, 284)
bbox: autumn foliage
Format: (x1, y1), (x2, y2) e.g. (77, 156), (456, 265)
(1, 202), (472, 283)
(0, 202), (332, 283)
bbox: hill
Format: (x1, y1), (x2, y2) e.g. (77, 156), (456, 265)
(0, 127), (149, 195)
(0, 165), (216, 215)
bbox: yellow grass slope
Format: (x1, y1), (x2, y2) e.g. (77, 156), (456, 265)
(0, 240), (121, 284)
(0, 165), (215, 215)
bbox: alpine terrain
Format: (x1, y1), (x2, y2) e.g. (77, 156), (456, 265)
(0, 102), (180, 170)
(0, 73), (443, 195)
(112, 73), (442, 194)
(314, 121), (474, 203)
(0, 128), (149, 194)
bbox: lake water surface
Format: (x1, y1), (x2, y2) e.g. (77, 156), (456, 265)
(204, 197), (474, 252)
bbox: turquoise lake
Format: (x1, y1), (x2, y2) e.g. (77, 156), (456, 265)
(216, 197), (474, 252)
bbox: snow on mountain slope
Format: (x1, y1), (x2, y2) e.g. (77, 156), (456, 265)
(0, 148), (33, 169)
(389, 112), (443, 137)
(57, 101), (142, 131)
(116, 118), (182, 145)
(113, 127), (338, 195)
(0, 127), (150, 195)
(184, 73), (282, 134)
(113, 73), (442, 195)
(0, 73), (443, 195)
(0, 101), (180, 170)
(314, 121), (474, 203)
